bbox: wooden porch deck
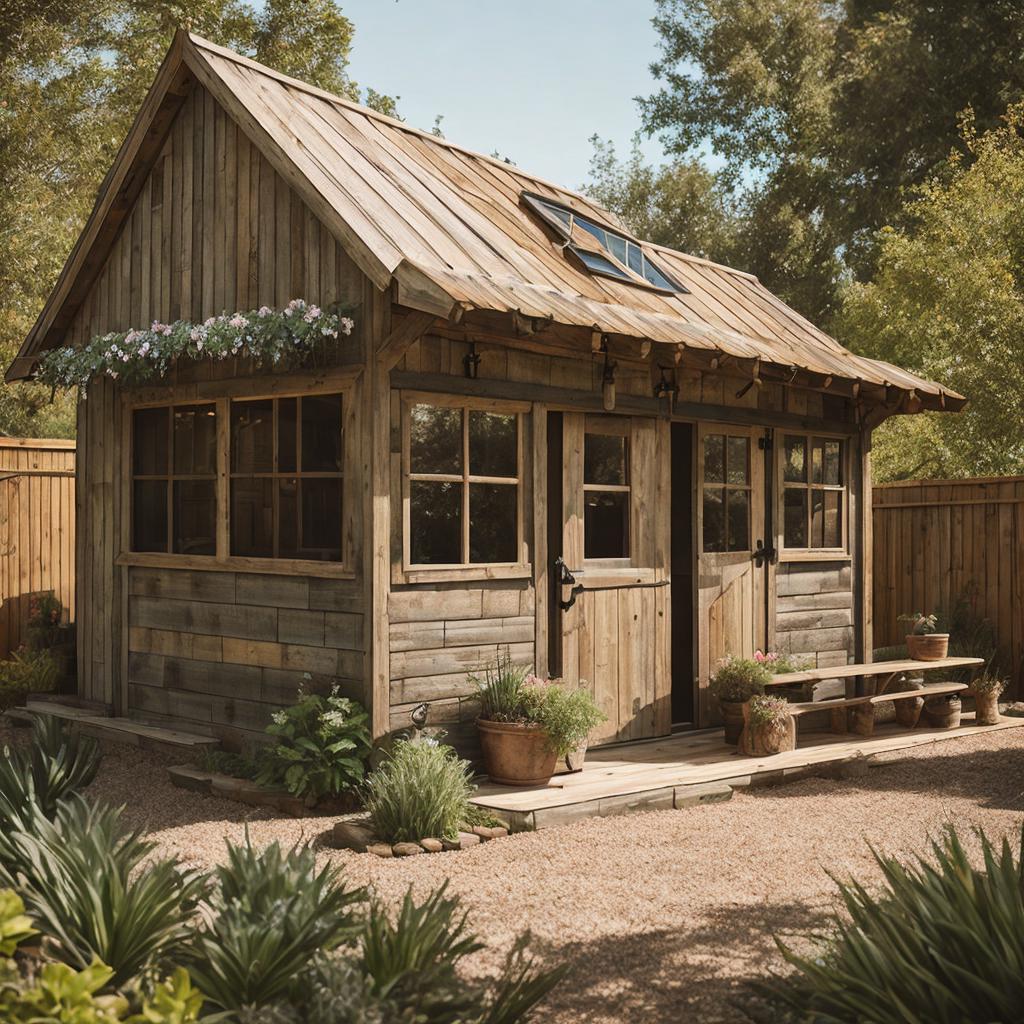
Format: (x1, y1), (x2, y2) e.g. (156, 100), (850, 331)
(469, 714), (1024, 830)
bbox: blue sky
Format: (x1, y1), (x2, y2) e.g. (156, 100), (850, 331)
(339, 0), (671, 190)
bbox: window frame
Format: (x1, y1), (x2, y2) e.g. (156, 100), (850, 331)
(698, 428), (755, 555)
(399, 392), (530, 582)
(120, 377), (356, 579)
(521, 191), (688, 295)
(776, 431), (850, 560)
(582, 417), (632, 568)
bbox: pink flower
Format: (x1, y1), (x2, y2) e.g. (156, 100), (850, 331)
(229, 314), (248, 329)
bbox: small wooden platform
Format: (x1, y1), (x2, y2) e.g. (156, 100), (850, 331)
(470, 714), (1024, 830)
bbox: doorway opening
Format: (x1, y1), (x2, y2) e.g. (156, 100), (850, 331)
(546, 411), (564, 677)
(670, 421), (696, 727)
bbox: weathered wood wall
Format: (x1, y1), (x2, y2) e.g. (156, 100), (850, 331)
(775, 563), (855, 669)
(0, 438), (76, 658)
(873, 476), (1024, 692)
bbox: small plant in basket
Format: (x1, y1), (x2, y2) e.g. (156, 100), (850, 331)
(740, 694), (795, 757)
(709, 655), (772, 744)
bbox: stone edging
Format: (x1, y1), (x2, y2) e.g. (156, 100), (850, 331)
(329, 819), (510, 857)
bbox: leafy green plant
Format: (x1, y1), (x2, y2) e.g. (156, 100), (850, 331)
(517, 683), (604, 757)
(746, 694), (791, 728)
(708, 655), (771, 703)
(0, 795), (203, 991)
(757, 824), (1024, 1023)
(185, 835), (364, 1012)
(471, 651), (532, 723)
(365, 738), (475, 843)
(899, 611), (941, 635)
(0, 648), (59, 710)
(255, 684), (371, 803)
(0, 890), (35, 956)
(0, 714), (101, 822)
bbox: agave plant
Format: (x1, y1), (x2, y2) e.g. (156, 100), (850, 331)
(0, 794), (204, 991)
(758, 823), (1024, 1023)
(184, 835), (365, 1012)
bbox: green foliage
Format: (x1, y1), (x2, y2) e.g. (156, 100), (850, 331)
(757, 823), (1024, 1023)
(0, 890), (35, 956)
(365, 738), (475, 843)
(0, 795), (203, 991)
(197, 747), (261, 781)
(899, 611), (940, 636)
(707, 655), (771, 703)
(185, 835), (364, 1012)
(0, 648), (58, 710)
(255, 684), (371, 803)
(471, 652), (532, 723)
(0, 714), (101, 822)
(516, 684), (605, 758)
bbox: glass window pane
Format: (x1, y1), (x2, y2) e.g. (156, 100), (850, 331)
(470, 483), (517, 563)
(541, 200), (571, 228)
(278, 477), (298, 558)
(231, 400), (274, 473)
(642, 257), (677, 291)
(300, 478), (343, 561)
(585, 433), (627, 486)
(173, 480), (216, 555)
(575, 217), (607, 249)
(702, 488), (725, 552)
(133, 480), (167, 552)
(703, 435), (725, 484)
(469, 411), (517, 478)
(626, 241), (643, 276)
(173, 405), (217, 475)
(574, 248), (631, 279)
(823, 440), (842, 486)
(823, 490), (842, 548)
(584, 490), (629, 559)
(784, 489), (808, 548)
(608, 234), (628, 266)
(410, 405), (462, 475)
(302, 393), (343, 473)
(783, 436), (806, 483)
(231, 477), (274, 557)
(278, 398), (297, 474)
(410, 480), (462, 564)
(726, 436), (749, 485)
(811, 438), (824, 485)
(727, 490), (750, 551)
(811, 488), (825, 548)
(133, 407), (168, 475)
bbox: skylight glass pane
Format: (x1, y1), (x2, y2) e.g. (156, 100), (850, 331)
(626, 241), (644, 275)
(573, 248), (631, 280)
(540, 200), (571, 228)
(575, 217), (608, 249)
(608, 234), (628, 265)
(641, 257), (677, 291)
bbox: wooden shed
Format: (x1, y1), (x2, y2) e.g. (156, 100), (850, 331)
(5, 32), (963, 753)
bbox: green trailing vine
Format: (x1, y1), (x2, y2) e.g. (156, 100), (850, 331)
(35, 299), (356, 393)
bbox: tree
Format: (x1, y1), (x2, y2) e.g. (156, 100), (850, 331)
(0, 0), (396, 438)
(836, 106), (1024, 480)
(640, 0), (1024, 322)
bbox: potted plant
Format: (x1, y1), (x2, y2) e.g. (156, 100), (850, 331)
(899, 612), (950, 661)
(474, 654), (605, 786)
(968, 674), (1006, 726)
(923, 694), (961, 729)
(739, 694), (795, 756)
(709, 655), (772, 744)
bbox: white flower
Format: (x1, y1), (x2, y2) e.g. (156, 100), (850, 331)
(196, 339), (204, 352)
(229, 314), (247, 329)
(257, 305), (272, 318)
(204, 317), (216, 328)
(138, 342), (150, 356)
(340, 317), (355, 335)
(303, 305), (321, 322)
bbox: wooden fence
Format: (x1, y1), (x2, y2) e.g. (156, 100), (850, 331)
(0, 438), (76, 658)
(873, 476), (1024, 693)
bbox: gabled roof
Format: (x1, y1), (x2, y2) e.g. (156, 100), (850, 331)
(7, 32), (963, 412)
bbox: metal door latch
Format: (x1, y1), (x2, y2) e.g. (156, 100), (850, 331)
(554, 556), (584, 610)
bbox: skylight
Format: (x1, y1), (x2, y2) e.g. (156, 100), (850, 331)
(522, 192), (686, 293)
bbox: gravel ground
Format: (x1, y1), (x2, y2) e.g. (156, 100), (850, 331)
(4, 722), (1024, 1022)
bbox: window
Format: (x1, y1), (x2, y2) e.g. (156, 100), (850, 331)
(584, 427), (630, 560)
(702, 433), (751, 553)
(230, 394), (344, 561)
(132, 404), (217, 555)
(781, 434), (846, 551)
(523, 192), (686, 293)
(406, 401), (521, 566)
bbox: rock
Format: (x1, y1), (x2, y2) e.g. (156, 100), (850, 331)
(833, 755), (870, 780)
(457, 831), (481, 847)
(470, 825), (493, 840)
(419, 838), (443, 853)
(393, 842), (424, 857)
(489, 826), (509, 838)
(330, 820), (376, 852)
(167, 765), (212, 794)
(367, 843), (394, 858)
(441, 836), (462, 851)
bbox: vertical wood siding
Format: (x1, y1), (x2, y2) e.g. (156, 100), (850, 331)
(0, 439), (76, 658)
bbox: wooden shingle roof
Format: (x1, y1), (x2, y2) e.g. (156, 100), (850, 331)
(7, 32), (963, 411)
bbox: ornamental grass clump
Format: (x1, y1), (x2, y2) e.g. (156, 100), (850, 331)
(365, 738), (475, 843)
(708, 655), (772, 703)
(756, 824), (1024, 1023)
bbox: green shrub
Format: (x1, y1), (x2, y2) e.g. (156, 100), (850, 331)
(0, 647), (58, 711)
(0, 714), (101, 823)
(0, 795), (203, 991)
(471, 651), (532, 722)
(757, 824), (1024, 1023)
(255, 684), (371, 803)
(707, 655), (771, 703)
(184, 835), (364, 1012)
(365, 738), (475, 843)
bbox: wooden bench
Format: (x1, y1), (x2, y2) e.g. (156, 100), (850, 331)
(766, 657), (983, 746)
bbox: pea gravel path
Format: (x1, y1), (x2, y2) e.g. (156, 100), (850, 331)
(4, 722), (1024, 1022)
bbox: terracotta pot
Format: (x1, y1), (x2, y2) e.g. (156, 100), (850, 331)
(477, 719), (558, 786)
(973, 690), (1000, 726)
(894, 695), (925, 728)
(923, 695), (961, 729)
(720, 699), (746, 745)
(906, 633), (950, 661)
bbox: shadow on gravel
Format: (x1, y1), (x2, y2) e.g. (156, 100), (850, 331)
(532, 899), (828, 1024)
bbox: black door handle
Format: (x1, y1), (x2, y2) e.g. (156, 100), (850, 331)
(753, 539), (776, 567)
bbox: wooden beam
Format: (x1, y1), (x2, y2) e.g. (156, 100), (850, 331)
(376, 310), (436, 371)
